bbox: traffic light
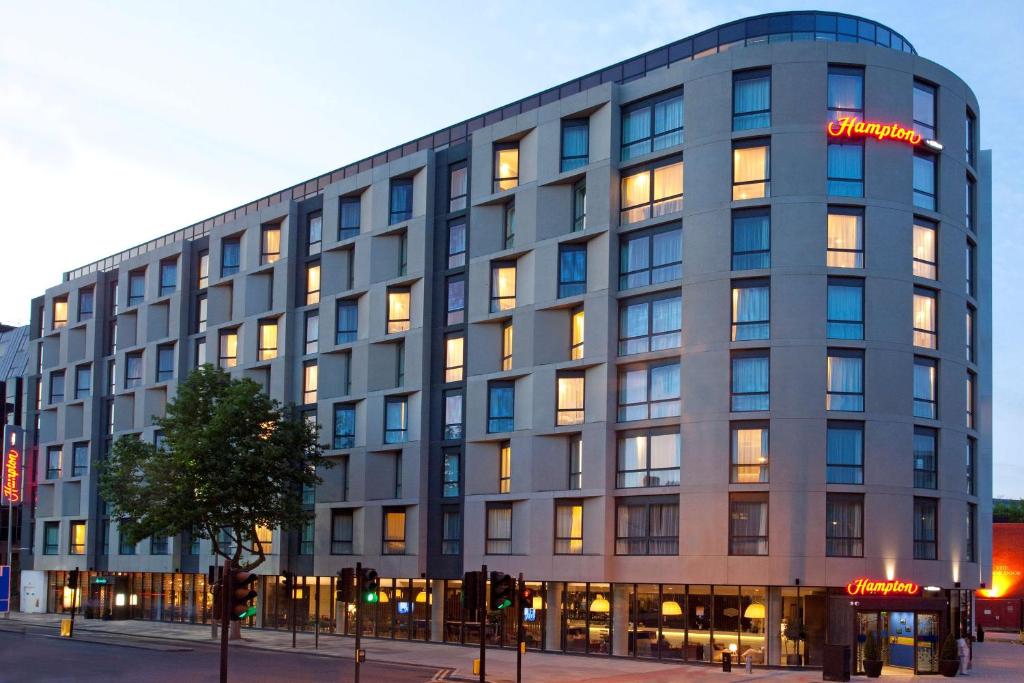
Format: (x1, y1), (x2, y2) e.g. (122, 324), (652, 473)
(519, 582), (535, 609)
(229, 569), (258, 621)
(462, 571), (483, 613)
(281, 570), (295, 596)
(336, 568), (354, 603)
(67, 569), (80, 590)
(360, 567), (379, 604)
(489, 571), (514, 610)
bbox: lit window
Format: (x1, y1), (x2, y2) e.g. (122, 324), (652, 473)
(387, 289), (411, 334)
(618, 294), (681, 356)
(339, 196), (361, 240)
(731, 351), (769, 412)
(827, 278), (864, 339)
(617, 361), (680, 421)
(503, 201), (515, 249)
(219, 330), (238, 368)
(384, 396), (408, 443)
(304, 313), (318, 355)
(554, 502), (583, 554)
(827, 65), (863, 121)
(826, 494), (863, 557)
(501, 321), (513, 371)
(493, 144), (519, 192)
(617, 431), (680, 488)
(733, 69), (770, 130)
(444, 335), (464, 382)
(561, 119), (589, 172)
(69, 521), (86, 555)
(621, 91), (684, 161)
(382, 508), (406, 554)
(196, 295), (207, 333)
(486, 503), (512, 554)
(827, 208), (864, 268)
(449, 164), (468, 212)
(261, 224), (281, 264)
(732, 279), (770, 341)
(498, 442), (511, 493)
(732, 140), (770, 200)
(913, 219), (937, 278)
(732, 209), (770, 270)
(197, 251), (210, 288)
(490, 263), (516, 312)
(827, 422), (863, 484)
(619, 225), (682, 290)
(443, 390), (463, 439)
(258, 320), (278, 360)
(729, 493), (768, 556)
(827, 349), (864, 412)
(305, 263), (320, 305)
(913, 288), (937, 348)
(556, 372), (585, 426)
(620, 160), (683, 225)
(731, 423), (768, 483)
(570, 308), (584, 360)
(913, 357), (937, 419)
(302, 362), (317, 405)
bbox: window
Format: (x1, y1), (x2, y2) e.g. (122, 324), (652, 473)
(570, 307), (584, 360)
(257, 319), (278, 361)
(499, 441), (511, 493)
(620, 160), (684, 225)
(913, 152), (937, 210)
(389, 178), (413, 224)
(621, 91), (683, 161)
(448, 164), (468, 212)
(568, 434), (583, 490)
(966, 437), (976, 495)
(914, 427), (938, 489)
(827, 278), (864, 339)
(619, 294), (681, 355)
(197, 250), (209, 288)
(490, 262), (516, 312)
(827, 208), (863, 268)
(572, 180), (587, 232)
(913, 80), (936, 140)
(442, 509), (461, 555)
(732, 139), (770, 200)
(966, 503), (977, 563)
(442, 450), (460, 497)
(331, 196), (358, 242)
(302, 362), (317, 405)
(502, 200), (515, 249)
(617, 361), (680, 421)
(261, 224), (281, 264)
(46, 446), (62, 479)
(443, 390), (463, 439)
(732, 209), (770, 270)
(733, 68), (770, 130)
(966, 241), (976, 297)
(731, 279), (769, 340)
(731, 423), (769, 483)
(913, 288), (937, 348)
(156, 345), (174, 382)
(729, 493), (768, 556)
(69, 521), (86, 555)
(196, 295), (207, 333)
(447, 219), (466, 268)
(617, 431), (680, 488)
(128, 269), (145, 306)
(49, 371), (65, 403)
(195, 339), (206, 366)
(150, 536), (169, 555)
(827, 349), (864, 412)
(826, 494), (863, 557)
(43, 522), (59, 555)
(445, 335), (464, 382)
(560, 119), (589, 172)
(307, 212), (322, 255)
(619, 225), (682, 290)
(501, 321), (513, 371)
(101, 520), (110, 555)
(78, 288), (94, 321)
(966, 371), (976, 429)
(384, 396), (407, 443)
(486, 503), (512, 554)
(827, 65), (863, 120)
(107, 361), (116, 394)
(219, 329), (238, 368)
(304, 313), (318, 355)
(912, 219), (937, 279)
(72, 442), (88, 477)
(336, 300), (357, 343)
(493, 143), (519, 192)
(159, 259), (177, 296)
(966, 109), (977, 167)
(387, 288), (411, 333)
(326, 510), (352, 555)
(221, 237), (240, 276)
(731, 351), (769, 412)
(827, 422), (864, 484)
(383, 508), (406, 554)
(913, 497), (938, 559)
(914, 357), (937, 419)
(827, 141), (863, 197)
(125, 352), (143, 388)
(294, 520), (313, 555)
(52, 297), (68, 329)
(615, 497), (679, 555)
(556, 372), (585, 426)
(305, 263), (320, 305)
(333, 404), (355, 449)
(446, 276), (465, 325)
(555, 502), (583, 554)
(558, 244), (587, 298)
(75, 364), (91, 399)
(488, 382), (514, 433)
(398, 233), (407, 276)
(966, 177), (975, 232)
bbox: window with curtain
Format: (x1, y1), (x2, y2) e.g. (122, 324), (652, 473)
(49, 370), (65, 403)
(561, 119), (589, 172)
(615, 497), (679, 555)
(732, 141), (770, 200)
(383, 508), (406, 554)
(307, 211), (323, 255)
(965, 176), (975, 232)
(557, 373), (585, 426)
(444, 335), (463, 383)
(827, 141), (863, 197)
(498, 441), (511, 493)
(827, 349), (864, 411)
(389, 178), (413, 224)
(967, 371), (976, 429)
(914, 427), (938, 489)
(501, 321), (513, 371)
(302, 362), (317, 405)
(196, 252), (208, 289)
(75, 364), (91, 398)
(617, 430), (680, 488)
(447, 219), (466, 268)
(620, 160), (684, 225)
(617, 361), (680, 421)
(305, 262), (321, 305)
(46, 446), (62, 479)
(966, 240), (976, 297)
(729, 494), (768, 555)
(444, 390), (463, 439)
(569, 434), (583, 490)
(826, 494), (863, 557)
(333, 404), (355, 449)
(913, 357), (937, 418)
(913, 80), (936, 139)
(387, 289), (411, 334)
(913, 497), (937, 559)
(449, 164), (468, 212)
(503, 200), (516, 248)
(732, 209), (770, 270)
(827, 422), (864, 484)
(488, 382), (514, 433)
(221, 238), (240, 276)
(486, 503), (513, 554)
(827, 208), (864, 268)
(339, 195), (361, 239)
(159, 258), (177, 295)
(493, 143), (519, 192)
(966, 503), (977, 562)
(966, 307), (975, 364)
(731, 279), (770, 340)
(618, 294), (681, 355)
(258, 320), (278, 360)
(558, 244), (587, 298)
(442, 451), (460, 497)
(573, 180), (587, 232)
(621, 91), (684, 161)
(731, 352), (769, 412)
(555, 502), (584, 554)
(69, 522), (87, 555)
(490, 263), (517, 312)
(446, 276), (465, 325)
(71, 442), (88, 477)
(304, 313), (318, 355)
(913, 219), (937, 279)
(52, 297), (68, 329)
(43, 522), (59, 554)
(827, 65), (864, 120)
(331, 510), (353, 554)
(827, 278), (864, 339)
(384, 396), (408, 443)
(218, 328), (237, 369)
(733, 68), (770, 130)
(336, 300), (358, 343)
(913, 288), (937, 348)
(442, 508), (461, 555)
(156, 345), (174, 382)
(731, 423), (769, 483)
(966, 437), (976, 495)
(77, 288), (93, 321)
(619, 225), (682, 290)
(966, 109), (977, 167)
(570, 308), (585, 360)
(913, 152), (936, 210)
(128, 269), (145, 306)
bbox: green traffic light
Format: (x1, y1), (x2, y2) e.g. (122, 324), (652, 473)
(364, 592), (379, 604)
(241, 605), (257, 619)
(497, 598), (512, 610)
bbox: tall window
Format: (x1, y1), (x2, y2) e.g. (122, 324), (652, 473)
(52, 297), (68, 329)
(125, 352), (143, 388)
(827, 278), (864, 339)
(159, 259), (177, 296)
(913, 152), (937, 210)
(965, 109), (977, 167)
(729, 493), (768, 556)
(619, 294), (681, 356)
(442, 451), (460, 497)
(827, 349), (864, 412)
(827, 208), (864, 268)
(827, 141), (863, 197)
(914, 427), (938, 489)
(615, 497), (679, 555)
(128, 269), (145, 306)
(330, 510), (353, 554)
(827, 65), (863, 121)
(71, 442), (88, 477)
(389, 178), (413, 224)
(621, 90), (683, 161)
(558, 244), (587, 298)
(570, 307), (585, 360)
(561, 119), (589, 172)
(913, 219), (937, 279)
(75, 365), (91, 399)
(913, 497), (938, 560)
(619, 225), (682, 290)
(498, 441), (511, 493)
(486, 503), (512, 554)
(617, 361), (680, 421)
(913, 80), (936, 140)
(306, 212), (322, 255)
(257, 320), (278, 361)
(965, 177), (975, 232)
(488, 382), (514, 433)
(333, 404), (355, 449)
(382, 508), (407, 554)
(827, 422), (864, 484)
(46, 446), (62, 479)
(966, 437), (977, 496)
(219, 329), (238, 368)
(446, 276), (465, 325)
(156, 345), (174, 381)
(387, 288), (411, 333)
(305, 263), (321, 305)
(731, 351), (769, 412)
(732, 279), (769, 340)
(449, 164), (468, 212)
(620, 160), (684, 225)
(444, 335), (464, 382)
(443, 390), (463, 439)
(384, 396), (408, 443)
(503, 201), (515, 249)
(43, 522), (59, 555)
(501, 321), (513, 371)
(78, 288), (94, 321)
(493, 143), (519, 192)
(732, 139), (770, 200)
(447, 219), (466, 268)
(617, 431), (680, 488)
(490, 262), (516, 312)
(731, 423), (768, 483)
(151, 536), (169, 555)
(572, 180), (587, 232)
(733, 68), (770, 130)
(304, 313), (319, 354)
(556, 372), (585, 426)
(569, 434), (583, 490)
(555, 502), (584, 554)
(261, 224), (281, 264)
(966, 241), (976, 297)
(302, 362), (318, 405)
(913, 357), (937, 419)
(69, 521), (87, 555)
(339, 196), (361, 239)
(221, 237), (240, 276)
(913, 288), (937, 349)
(732, 209), (770, 270)
(826, 494), (864, 557)
(966, 503), (977, 563)
(966, 371), (976, 429)
(442, 509), (461, 555)
(49, 371), (65, 403)
(336, 300), (357, 343)
(197, 250), (209, 288)
(196, 295), (207, 333)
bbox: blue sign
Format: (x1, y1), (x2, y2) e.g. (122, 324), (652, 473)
(0, 565), (10, 613)
(523, 607), (536, 622)
(397, 601), (410, 615)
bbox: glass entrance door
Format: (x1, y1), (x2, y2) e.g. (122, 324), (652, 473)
(855, 611), (882, 673)
(915, 612), (939, 674)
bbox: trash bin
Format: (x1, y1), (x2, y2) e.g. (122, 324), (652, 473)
(59, 618), (72, 637)
(722, 652), (732, 672)
(976, 625), (984, 642)
(822, 643), (851, 681)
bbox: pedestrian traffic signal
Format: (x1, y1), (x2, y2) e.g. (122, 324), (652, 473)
(462, 571), (483, 613)
(336, 567), (354, 602)
(519, 583), (535, 608)
(281, 570), (295, 596)
(489, 571), (514, 610)
(360, 567), (379, 604)
(67, 568), (80, 590)
(229, 569), (258, 621)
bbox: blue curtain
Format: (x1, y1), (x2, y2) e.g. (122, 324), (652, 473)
(828, 143), (863, 180)
(651, 297), (681, 335)
(562, 123), (589, 160)
(334, 407), (355, 440)
(489, 386), (514, 419)
(827, 426), (862, 466)
(827, 284), (862, 322)
(828, 72), (862, 110)
(337, 303), (357, 335)
(828, 355), (862, 393)
(733, 214), (770, 268)
(560, 248), (587, 283)
(654, 97), (684, 135)
(732, 356), (768, 393)
(735, 76), (769, 114)
(622, 107), (650, 145)
(736, 286), (769, 323)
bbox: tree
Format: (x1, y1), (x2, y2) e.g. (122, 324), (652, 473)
(993, 498), (1024, 523)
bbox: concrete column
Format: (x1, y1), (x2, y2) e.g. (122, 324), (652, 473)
(430, 579), (445, 642)
(612, 584), (629, 656)
(545, 582), (563, 651)
(767, 587), (783, 667)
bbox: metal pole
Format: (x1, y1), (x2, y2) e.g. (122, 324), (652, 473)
(68, 567), (79, 637)
(291, 574), (297, 649)
(209, 564), (218, 640)
(314, 580), (319, 650)
(354, 562), (362, 683)
(220, 558), (230, 683)
(479, 563), (486, 683)
(516, 572), (523, 683)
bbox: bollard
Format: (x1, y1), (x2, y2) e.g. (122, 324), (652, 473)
(746, 654), (753, 674)
(722, 652), (732, 672)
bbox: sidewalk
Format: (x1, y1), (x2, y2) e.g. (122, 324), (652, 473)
(3, 612), (1022, 681)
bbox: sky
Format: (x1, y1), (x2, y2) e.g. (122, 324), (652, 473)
(1, 0), (1021, 493)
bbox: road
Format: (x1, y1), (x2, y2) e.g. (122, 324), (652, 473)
(0, 626), (444, 683)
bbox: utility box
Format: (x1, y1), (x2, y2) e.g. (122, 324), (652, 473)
(822, 643), (851, 681)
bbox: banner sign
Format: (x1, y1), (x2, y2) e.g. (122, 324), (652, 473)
(2, 425), (23, 506)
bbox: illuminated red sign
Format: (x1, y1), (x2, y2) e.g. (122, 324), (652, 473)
(827, 116), (923, 145)
(846, 578), (921, 597)
(1, 426), (22, 507)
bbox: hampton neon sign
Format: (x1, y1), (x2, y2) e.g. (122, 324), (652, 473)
(827, 116), (923, 146)
(846, 577), (921, 597)
(1, 426), (22, 506)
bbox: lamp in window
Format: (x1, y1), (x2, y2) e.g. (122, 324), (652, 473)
(378, 591), (390, 603)
(590, 594), (610, 613)
(661, 600), (682, 616)
(744, 601), (766, 634)
(533, 595), (544, 610)
(415, 589), (432, 605)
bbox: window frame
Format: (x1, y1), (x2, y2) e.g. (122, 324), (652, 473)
(560, 119), (589, 172)
(306, 211), (323, 256)
(618, 293), (682, 356)
(493, 142), (520, 193)
(827, 65), (864, 120)
(619, 159), (684, 225)
(339, 195), (361, 240)
(386, 288), (411, 334)
(913, 426), (938, 490)
(490, 261), (517, 313)
(913, 286), (938, 349)
(487, 381), (515, 434)
(382, 507), (407, 555)
(485, 502), (513, 555)
(730, 350), (770, 412)
(218, 328), (238, 368)
(156, 344), (175, 382)
(826, 493), (864, 558)
(620, 89), (684, 161)
(221, 237), (241, 277)
(731, 208), (771, 270)
(389, 177), (414, 225)
(158, 258), (177, 296)
(826, 277), (865, 340)
(730, 421), (769, 483)
(616, 429), (681, 489)
(913, 218), (938, 279)
(556, 371), (585, 426)
(554, 501), (584, 555)
(332, 403), (356, 449)
(731, 278), (770, 341)
(446, 275), (465, 325)
(124, 351), (143, 389)
(71, 442), (88, 477)
(448, 163), (468, 212)
(827, 206), (864, 268)
(616, 360), (681, 422)
(826, 421), (864, 485)
(614, 495), (679, 556)
(258, 318), (279, 361)
(826, 348), (865, 412)
(330, 509), (353, 555)
(618, 223), (682, 291)
(127, 269), (146, 307)
(78, 287), (94, 321)
(732, 68), (771, 131)
(384, 395), (408, 444)
(913, 496), (938, 560)
(442, 450), (460, 498)
(731, 138), (771, 200)
(74, 364), (91, 399)
(558, 243), (587, 298)
(728, 492), (769, 556)
(261, 223), (281, 264)
(447, 218), (467, 268)
(913, 150), (937, 211)
(913, 356), (938, 419)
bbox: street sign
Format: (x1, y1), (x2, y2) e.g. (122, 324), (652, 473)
(0, 565), (11, 613)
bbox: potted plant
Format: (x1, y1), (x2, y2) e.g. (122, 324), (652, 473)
(939, 632), (960, 677)
(784, 619), (805, 665)
(862, 631), (883, 678)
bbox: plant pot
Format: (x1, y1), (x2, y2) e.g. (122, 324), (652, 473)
(939, 659), (960, 677)
(786, 653), (803, 666)
(863, 659), (883, 678)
